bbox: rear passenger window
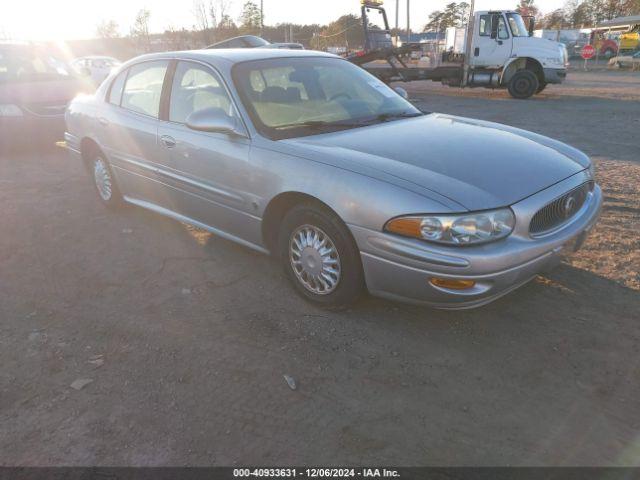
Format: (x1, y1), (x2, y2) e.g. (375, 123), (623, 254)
(169, 61), (235, 124)
(108, 70), (127, 105)
(121, 60), (169, 118)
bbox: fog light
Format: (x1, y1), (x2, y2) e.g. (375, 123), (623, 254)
(430, 277), (476, 290)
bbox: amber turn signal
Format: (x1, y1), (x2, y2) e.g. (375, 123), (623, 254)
(385, 217), (422, 238)
(430, 277), (476, 290)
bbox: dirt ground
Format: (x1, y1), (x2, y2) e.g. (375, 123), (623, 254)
(0, 68), (639, 466)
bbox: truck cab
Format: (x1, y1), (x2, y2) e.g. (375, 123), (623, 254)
(468, 10), (569, 97)
(350, 3), (568, 99)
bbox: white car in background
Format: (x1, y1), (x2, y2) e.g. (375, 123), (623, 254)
(71, 56), (121, 84)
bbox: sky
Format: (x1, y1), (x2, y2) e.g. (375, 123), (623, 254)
(1, 0), (559, 41)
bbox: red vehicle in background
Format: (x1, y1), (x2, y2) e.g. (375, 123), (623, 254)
(589, 30), (620, 58)
(0, 43), (86, 151)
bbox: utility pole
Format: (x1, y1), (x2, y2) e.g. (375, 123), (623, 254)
(395, 0), (399, 45)
(461, 0), (475, 87)
(406, 0), (410, 43)
(260, 0), (264, 36)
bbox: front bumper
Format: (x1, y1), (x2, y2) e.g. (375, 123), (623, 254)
(351, 170), (602, 309)
(543, 68), (567, 84)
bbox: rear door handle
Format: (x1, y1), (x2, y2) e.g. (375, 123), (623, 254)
(160, 135), (176, 148)
(98, 117), (109, 126)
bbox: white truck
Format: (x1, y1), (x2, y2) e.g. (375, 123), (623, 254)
(351, 3), (569, 99)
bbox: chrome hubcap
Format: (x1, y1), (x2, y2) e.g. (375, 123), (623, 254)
(93, 157), (112, 201)
(289, 225), (341, 295)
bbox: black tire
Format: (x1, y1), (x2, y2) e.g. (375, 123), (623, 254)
(278, 203), (364, 308)
(89, 152), (123, 209)
(507, 70), (539, 99)
(536, 82), (547, 94)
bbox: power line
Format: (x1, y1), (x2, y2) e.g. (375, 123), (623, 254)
(315, 22), (361, 37)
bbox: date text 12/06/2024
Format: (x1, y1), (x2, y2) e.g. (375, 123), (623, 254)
(232, 468), (400, 478)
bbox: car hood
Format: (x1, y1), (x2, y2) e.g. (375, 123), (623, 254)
(281, 113), (590, 211)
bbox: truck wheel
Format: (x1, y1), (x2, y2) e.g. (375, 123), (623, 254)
(536, 82), (547, 94)
(507, 70), (539, 99)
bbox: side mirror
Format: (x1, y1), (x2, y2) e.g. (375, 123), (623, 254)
(186, 107), (243, 136)
(393, 86), (408, 99)
(528, 17), (535, 36)
(490, 14), (500, 40)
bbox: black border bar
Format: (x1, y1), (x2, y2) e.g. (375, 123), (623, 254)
(1, 468), (640, 480)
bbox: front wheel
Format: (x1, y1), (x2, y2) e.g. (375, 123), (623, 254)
(279, 203), (364, 308)
(507, 70), (539, 99)
(536, 82), (547, 94)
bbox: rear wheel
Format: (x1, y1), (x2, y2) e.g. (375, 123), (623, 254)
(507, 70), (539, 99)
(278, 203), (364, 307)
(91, 154), (123, 208)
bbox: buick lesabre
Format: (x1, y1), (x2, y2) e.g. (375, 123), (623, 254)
(65, 49), (602, 308)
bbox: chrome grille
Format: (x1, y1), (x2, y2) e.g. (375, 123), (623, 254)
(529, 182), (593, 235)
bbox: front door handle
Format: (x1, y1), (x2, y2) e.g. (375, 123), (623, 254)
(98, 117), (109, 127)
(160, 135), (176, 148)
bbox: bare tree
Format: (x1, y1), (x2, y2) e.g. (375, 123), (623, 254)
(96, 20), (120, 39)
(212, 0), (233, 28)
(130, 8), (152, 52)
(193, 1), (211, 31)
(193, 0), (212, 44)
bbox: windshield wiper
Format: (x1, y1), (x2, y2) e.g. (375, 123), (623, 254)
(272, 112), (423, 132)
(375, 111), (424, 122)
(273, 120), (333, 131)
(273, 119), (372, 131)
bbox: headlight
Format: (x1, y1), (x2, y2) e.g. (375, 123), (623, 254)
(544, 56), (564, 66)
(0, 104), (24, 117)
(385, 208), (516, 246)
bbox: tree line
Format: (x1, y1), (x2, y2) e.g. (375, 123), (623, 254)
(94, 0), (638, 54)
(531, 0), (640, 29)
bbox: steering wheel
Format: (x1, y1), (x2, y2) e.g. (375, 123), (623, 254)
(328, 93), (352, 102)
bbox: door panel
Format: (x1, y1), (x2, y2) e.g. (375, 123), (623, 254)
(472, 14), (512, 67)
(156, 60), (259, 241)
(97, 60), (169, 204)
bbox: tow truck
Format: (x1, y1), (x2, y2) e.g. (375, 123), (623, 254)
(348, 0), (569, 99)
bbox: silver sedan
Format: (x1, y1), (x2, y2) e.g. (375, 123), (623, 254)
(65, 49), (602, 308)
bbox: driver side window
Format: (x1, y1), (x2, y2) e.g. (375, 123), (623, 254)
(479, 14), (509, 39)
(498, 16), (509, 39)
(169, 61), (235, 124)
(479, 15), (491, 36)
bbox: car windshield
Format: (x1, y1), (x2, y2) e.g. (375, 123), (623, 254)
(506, 13), (530, 37)
(232, 57), (421, 140)
(0, 48), (72, 83)
(244, 36), (270, 47)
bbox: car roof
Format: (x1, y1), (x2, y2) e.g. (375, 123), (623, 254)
(76, 55), (119, 60)
(127, 48), (337, 66)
